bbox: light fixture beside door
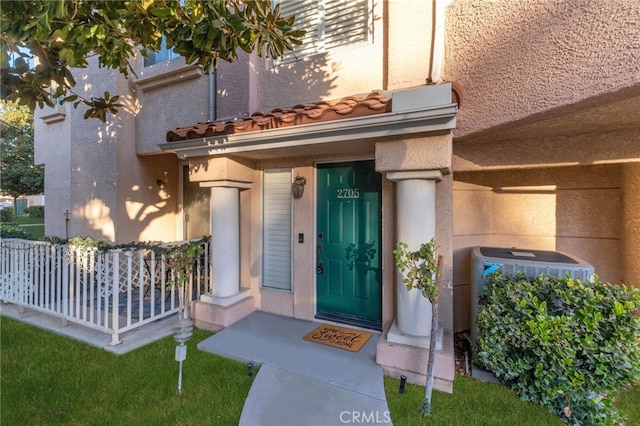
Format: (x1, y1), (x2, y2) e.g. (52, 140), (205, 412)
(292, 175), (306, 199)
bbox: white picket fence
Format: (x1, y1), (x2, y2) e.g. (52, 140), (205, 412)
(0, 238), (210, 345)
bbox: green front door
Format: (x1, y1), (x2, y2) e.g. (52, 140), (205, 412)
(316, 161), (382, 330)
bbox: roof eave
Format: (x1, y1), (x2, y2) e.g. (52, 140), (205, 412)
(159, 103), (458, 159)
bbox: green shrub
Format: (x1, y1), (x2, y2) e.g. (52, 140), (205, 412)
(0, 222), (32, 239)
(477, 272), (640, 425)
(24, 206), (44, 218)
(1, 207), (15, 222)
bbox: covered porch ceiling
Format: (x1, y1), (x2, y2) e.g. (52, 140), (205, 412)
(453, 84), (640, 173)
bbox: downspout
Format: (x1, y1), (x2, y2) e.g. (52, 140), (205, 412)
(209, 72), (217, 122)
(427, 0), (452, 84)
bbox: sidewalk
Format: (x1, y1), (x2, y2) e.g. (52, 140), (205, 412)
(197, 311), (392, 426)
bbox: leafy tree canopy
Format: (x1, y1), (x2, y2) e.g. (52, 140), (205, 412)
(0, 99), (44, 200)
(0, 0), (303, 121)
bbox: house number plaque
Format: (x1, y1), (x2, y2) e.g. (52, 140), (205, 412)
(336, 188), (360, 199)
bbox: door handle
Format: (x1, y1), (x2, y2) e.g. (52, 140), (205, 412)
(317, 232), (324, 273)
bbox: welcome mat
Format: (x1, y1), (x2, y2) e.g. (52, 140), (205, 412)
(303, 324), (372, 352)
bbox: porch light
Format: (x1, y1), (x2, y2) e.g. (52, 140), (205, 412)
(292, 175), (306, 199)
(156, 179), (166, 189)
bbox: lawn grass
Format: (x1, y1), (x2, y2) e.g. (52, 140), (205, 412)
(3, 316), (638, 425)
(385, 374), (640, 426)
(615, 383), (640, 423)
(385, 375), (562, 426)
(14, 216), (45, 239)
(1, 317), (254, 425)
(15, 216), (44, 225)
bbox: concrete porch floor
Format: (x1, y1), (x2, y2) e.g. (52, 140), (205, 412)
(197, 311), (391, 426)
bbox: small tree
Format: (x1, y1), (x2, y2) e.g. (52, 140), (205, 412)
(394, 238), (443, 416)
(0, 100), (44, 210)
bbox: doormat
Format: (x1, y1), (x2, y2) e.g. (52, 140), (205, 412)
(303, 324), (372, 352)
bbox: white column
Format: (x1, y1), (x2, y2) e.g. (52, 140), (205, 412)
(200, 181), (251, 306)
(387, 170), (441, 341)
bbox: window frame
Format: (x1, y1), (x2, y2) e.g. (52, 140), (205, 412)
(273, 0), (373, 65)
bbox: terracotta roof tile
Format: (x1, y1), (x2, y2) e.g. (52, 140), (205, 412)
(166, 92), (392, 142)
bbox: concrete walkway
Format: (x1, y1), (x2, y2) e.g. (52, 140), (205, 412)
(197, 312), (392, 426)
(0, 302), (177, 355)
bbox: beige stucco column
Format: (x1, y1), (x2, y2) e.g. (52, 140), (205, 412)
(199, 180), (251, 305)
(622, 163), (640, 290)
(386, 170), (442, 347)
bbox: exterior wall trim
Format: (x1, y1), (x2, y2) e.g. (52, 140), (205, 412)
(159, 103), (458, 159)
(387, 170), (443, 182)
(199, 180), (252, 189)
(134, 63), (204, 92)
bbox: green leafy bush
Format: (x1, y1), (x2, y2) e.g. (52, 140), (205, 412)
(0, 222), (31, 239)
(477, 272), (640, 425)
(1, 207), (15, 223)
(24, 206), (44, 218)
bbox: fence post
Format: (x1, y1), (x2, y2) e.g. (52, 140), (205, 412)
(111, 251), (121, 346)
(62, 245), (69, 327)
(16, 241), (24, 312)
(0, 242), (4, 301)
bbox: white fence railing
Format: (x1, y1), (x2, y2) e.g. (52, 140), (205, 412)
(0, 238), (210, 345)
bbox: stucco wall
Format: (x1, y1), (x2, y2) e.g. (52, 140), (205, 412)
(253, 0), (386, 110)
(452, 164), (622, 332)
(215, 0), (434, 115)
(445, 0), (640, 138)
(133, 57), (211, 155)
(34, 106), (71, 239)
(59, 62), (119, 240)
(621, 163), (640, 288)
(34, 57), (181, 242)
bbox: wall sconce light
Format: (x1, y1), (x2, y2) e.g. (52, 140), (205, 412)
(292, 175), (306, 199)
(156, 179), (166, 189)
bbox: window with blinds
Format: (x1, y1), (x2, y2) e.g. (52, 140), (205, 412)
(262, 169), (293, 291)
(275, 0), (371, 64)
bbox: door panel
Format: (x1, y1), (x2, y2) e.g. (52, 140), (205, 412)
(316, 161), (382, 329)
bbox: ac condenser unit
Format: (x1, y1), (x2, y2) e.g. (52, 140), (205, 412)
(470, 246), (594, 345)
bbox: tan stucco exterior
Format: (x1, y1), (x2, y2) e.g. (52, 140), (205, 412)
(445, 0), (640, 138)
(444, 0), (640, 331)
(33, 0), (640, 391)
(35, 58), (181, 243)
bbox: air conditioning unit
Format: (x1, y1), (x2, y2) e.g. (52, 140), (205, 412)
(470, 246), (594, 345)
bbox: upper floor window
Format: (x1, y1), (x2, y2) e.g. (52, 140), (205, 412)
(276, 0), (371, 64)
(144, 0), (184, 67)
(143, 36), (179, 67)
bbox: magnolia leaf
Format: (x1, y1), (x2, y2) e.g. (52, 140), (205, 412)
(2, 0), (305, 120)
(60, 94), (78, 104)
